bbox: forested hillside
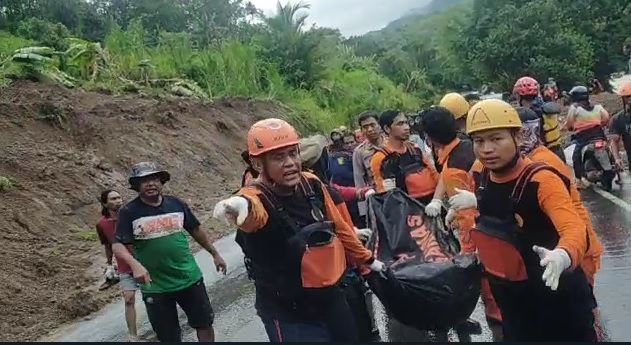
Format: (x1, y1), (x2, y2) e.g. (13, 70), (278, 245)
(1, 0), (630, 341)
(0, 0), (421, 132)
(1, 0), (630, 129)
(347, 0), (631, 93)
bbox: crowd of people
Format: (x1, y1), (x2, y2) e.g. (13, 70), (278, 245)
(92, 76), (631, 342)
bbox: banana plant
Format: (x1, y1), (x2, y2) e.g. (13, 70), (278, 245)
(65, 38), (111, 81)
(138, 59), (155, 86)
(170, 79), (210, 100)
(1, 46), (75, 87)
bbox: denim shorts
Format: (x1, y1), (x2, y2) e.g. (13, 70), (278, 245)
(119, 273), (140, 291)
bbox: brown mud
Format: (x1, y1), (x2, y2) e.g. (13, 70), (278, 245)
(0, 80), (286, 341)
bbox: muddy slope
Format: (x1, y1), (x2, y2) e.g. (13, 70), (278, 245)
(0, 81), (284, 341)
(591, 92), (624, 115)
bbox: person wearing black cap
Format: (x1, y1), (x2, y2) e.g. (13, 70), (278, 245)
(112, 161), (227, 342)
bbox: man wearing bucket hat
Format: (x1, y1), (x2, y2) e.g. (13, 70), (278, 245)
(112, 161), (227, 342)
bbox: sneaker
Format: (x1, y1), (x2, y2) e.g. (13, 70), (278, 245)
(98, 277), (120, 291)
(454, 318), (482, 335)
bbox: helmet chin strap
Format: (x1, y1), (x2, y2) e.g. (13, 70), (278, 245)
(489, 137), (521, 175)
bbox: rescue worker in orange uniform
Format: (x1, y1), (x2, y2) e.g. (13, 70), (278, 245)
(370, 110), (439, 204)
(515, 107), (604, 287)
(424, 93), (472, 173)
(420, 106), (503, 341)
(213, 118), (386, 342)
(426, 93), (472, 211)
(439, 92), (471, 140)
(448, 99), (599, 341)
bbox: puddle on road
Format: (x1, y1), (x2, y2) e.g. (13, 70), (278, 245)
(582, 191), (631, 342)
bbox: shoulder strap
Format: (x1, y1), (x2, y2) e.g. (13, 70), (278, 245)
(404, 142), (426, 165)
(299, 175), (325, 222)
(476, 167), (491, 194)
(252, 175), (326, 230)
(510, 162), (570, 203)
(376, 146), (392, 156)
(251, 181), (302, 233)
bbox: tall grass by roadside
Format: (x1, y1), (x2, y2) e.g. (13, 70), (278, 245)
(1, 21), (420, 132)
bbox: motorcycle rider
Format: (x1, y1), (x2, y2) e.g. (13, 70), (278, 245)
(370, 110), (439, 205)
(565, 86), (610, 188)
(608, 80), (631, 172)
(517, 107), (604, 287)
(212, 118), (385, 342)
(513, 76), (565, 161)
(449, 99), (598, 341)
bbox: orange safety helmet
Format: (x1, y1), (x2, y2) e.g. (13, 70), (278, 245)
(247, 118), (300, 157)
(617, 80), (631, 98)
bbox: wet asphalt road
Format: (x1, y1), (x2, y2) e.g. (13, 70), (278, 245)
(45, 176), (631, 342)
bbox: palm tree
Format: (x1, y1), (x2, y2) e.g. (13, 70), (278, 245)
(266, 1), (310, 34)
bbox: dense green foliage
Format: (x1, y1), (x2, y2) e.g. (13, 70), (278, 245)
(1, 0), (630, 132)
(0, 0), (422, 132)
(348, 0), (631, 92)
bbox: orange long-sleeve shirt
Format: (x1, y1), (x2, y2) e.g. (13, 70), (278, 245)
(528, 145), (604, 283)
(236, 171), (373, 265)
(437, 138), (477, 254)
(370, 140), (439, 197)
(470, 158), (588, 268)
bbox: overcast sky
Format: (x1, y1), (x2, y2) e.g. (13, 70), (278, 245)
(249, 0), (430, 36)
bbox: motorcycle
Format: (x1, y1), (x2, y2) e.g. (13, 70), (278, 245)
(581, 137), (617, 191)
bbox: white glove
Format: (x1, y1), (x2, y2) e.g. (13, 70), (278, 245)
(532, 246), (571, 291)
(105, 265), (116, 280)
(424, 199), (443, 217)
(213, 196), (249, 226)
(355, 228), (373, 241)
(369, 259), (386, 272)
(445, 208), (456, 228)
(383, 178), (396, 191)
(364, 188), (376, 198)
(448, 188), (477, 211)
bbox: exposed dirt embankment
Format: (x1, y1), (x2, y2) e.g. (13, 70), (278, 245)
(0, 80), (286, 341)
(590, 92), (623, 115)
